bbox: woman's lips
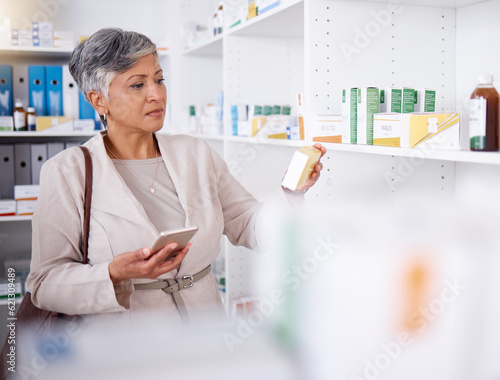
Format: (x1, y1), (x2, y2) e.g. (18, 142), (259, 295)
(147, 108), (163, 117)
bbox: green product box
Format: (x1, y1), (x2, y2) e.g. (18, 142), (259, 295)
(415, 89), (436, 112)
(402, 88), (415, 113)
(342, 88), (358, 144)
(357, 87), (379, 145)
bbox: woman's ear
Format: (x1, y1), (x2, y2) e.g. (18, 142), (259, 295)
(87, 90), (107, 118)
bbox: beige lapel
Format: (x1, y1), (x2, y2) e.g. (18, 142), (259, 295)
(84, 132), (158, 234)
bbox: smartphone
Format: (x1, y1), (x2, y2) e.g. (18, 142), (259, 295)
(150, 226), (198, 255)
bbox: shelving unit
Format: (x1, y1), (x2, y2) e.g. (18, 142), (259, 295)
(1, 2), (499, 376)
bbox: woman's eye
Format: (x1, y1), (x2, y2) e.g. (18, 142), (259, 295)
(131, 83), (144, 89)
(156, 78), (165, 84)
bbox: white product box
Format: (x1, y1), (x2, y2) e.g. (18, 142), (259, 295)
(73, 119), (95, 132)
(342, 88), (358, 144)
(383, 88), (402, 113)
(0, 17), (11, 48)
(373, 112), (460, 149)
(0, 200), (16, 217)
(17, 200), (37, 216)
(53, 30), (75, 49)
(414, 88), (436, 113)
(0, 117), (13, 132)
(14, 185), (40, 201)
(357, 87), (379, 145)
(282, 146), (322, 191)
(312, 115), (343, 143)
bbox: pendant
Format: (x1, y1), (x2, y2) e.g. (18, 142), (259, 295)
(150, 188), (156, 194)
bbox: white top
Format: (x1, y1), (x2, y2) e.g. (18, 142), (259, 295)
(111, 157), (186, 232)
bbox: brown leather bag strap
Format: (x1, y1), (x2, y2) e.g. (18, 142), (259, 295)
(79, 146), (92, 265)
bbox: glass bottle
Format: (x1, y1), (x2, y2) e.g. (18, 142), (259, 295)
(469, 74), (499, 151)
(13, 100), (27, 131)
(27, 107), (37, 131)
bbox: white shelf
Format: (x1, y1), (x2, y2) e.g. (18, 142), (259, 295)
(321, 142), (500, 165)
(0, 131), (99, 137)
(227, 0), (304, 38)
(226, 135), (305, 147)
(192, 134), (225, 141)
(0, 46), (73, 57)
(183, 34), (223, 56)
(354, 0), (489, 8)
(0, 216), (32, 222)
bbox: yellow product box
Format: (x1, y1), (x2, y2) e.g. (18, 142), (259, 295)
(373, 112), (460, 149)
(14, 185), (40, 201)
(36, 116), (73, 132)
(251, 116), (267, 137)
(16, 200), (37, 216)
(312, 115), (343, 143)
(258, 115), (290, 139)
(281, 146), (322, 191)
(297, 93), (305, 140)
(0, 200), (16, 217)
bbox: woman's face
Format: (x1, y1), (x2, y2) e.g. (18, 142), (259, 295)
(105, 53), (166, 134)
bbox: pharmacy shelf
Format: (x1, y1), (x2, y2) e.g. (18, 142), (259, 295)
(192, 134), (225, 141)
(0, 131), (98, 137)
(0, 216), (32, 222)
(357, 0), (489, 8)
(183, 34), (223, 56)
(226, 135), (305, 147)
(0, 46), (73, 57)
(322, 142), (500, 165)
(227, 0), (304, 38)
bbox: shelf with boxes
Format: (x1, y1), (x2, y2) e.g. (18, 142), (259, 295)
(175, 0), (307, 149)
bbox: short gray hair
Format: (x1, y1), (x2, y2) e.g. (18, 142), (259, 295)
(69, 28), (158, 126)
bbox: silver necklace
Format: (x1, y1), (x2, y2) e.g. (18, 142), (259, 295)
(105, 143), (160, 194)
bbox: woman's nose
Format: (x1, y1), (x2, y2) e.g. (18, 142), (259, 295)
(147, 83), (164, 102)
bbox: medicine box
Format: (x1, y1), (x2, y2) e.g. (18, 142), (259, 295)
(357, 87), (379, 145)
(36, 116), (73, 132)
(17, 200), (37, 216)
(281, 146), (322, 191)
(0, 200), (16, 217)
(384, 88), (402, 113)
(342, 88), (358, 144)
(14, 185), (40, 201)
(401, 88), (415, 113)
(373, 112), (460, 149)
(414, 89), (436, 113)
(0, 116), (13, 131)
(312, 115), (342, 143)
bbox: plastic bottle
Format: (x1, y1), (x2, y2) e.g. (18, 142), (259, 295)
(469, 74), (499, 151)
(13, 100), (27, 131)
(27, 107), (37, 131)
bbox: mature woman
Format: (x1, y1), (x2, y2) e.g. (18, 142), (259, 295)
(27, 28), (325, 325)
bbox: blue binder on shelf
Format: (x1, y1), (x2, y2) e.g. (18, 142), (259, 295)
(0, 65), (13, 117)
(28, 65), (46, 116)
(79, 92), (97, 127)
(45, 66), (63, 116)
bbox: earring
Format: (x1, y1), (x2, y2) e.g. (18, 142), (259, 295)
(103, 113), (106, 121)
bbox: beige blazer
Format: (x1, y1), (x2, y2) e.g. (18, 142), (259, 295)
(27, 132), (262, 323)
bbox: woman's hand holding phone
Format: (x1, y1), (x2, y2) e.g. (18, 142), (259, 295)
(108, 241), (191, 284)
